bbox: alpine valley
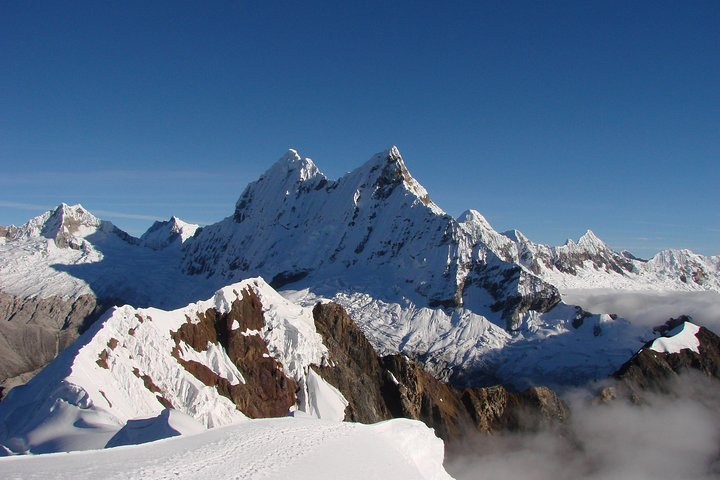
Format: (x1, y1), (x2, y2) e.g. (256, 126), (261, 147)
(1, 147), (719, 478)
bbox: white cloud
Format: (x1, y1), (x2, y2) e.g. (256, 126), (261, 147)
(447, 374), (720, 480)
(562, 289), (720, 334)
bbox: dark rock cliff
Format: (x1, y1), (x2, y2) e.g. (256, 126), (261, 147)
(311, 302), (568, 442)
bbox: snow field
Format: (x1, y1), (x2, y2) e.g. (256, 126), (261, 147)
(0, 417), (452, 480)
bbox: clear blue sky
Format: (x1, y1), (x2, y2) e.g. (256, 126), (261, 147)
(1, 1), (718, 258)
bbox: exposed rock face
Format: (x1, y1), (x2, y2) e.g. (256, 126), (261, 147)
(381, 355), (568, 440)
(310, 302), (392, 423)
(311, 302), (568, 442)
(0, 292), (116, 398)
(0, 226), (18, 239)
(606, 317), (720, 402)
(170, 289), (297, 418)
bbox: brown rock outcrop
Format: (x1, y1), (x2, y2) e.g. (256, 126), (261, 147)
(310, 302), (392, 422)
(170, 288), (297, 418)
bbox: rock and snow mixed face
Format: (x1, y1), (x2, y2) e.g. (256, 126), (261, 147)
(0, 278), (348, 454)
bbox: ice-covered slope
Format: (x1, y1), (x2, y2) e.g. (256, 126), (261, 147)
(0, 416), (452, 480)
(0, 278), (347, 454)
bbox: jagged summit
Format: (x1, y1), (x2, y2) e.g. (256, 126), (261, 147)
(1, 203), (141, 254)
(576, 229), (608, 253)
(501, 229), (530, 244)
(354, 146), (440, 212)
(266, 149), (321, 179)
(4, 203), (106, 250)
(558, 229), (608, 255)
(17, 203), (100, 240)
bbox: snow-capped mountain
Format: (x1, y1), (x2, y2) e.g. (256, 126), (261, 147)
(181, 147), (563, 332)
(0, 203), (207, 302)
(1, 147), (718, 395)
(606, 316), (720, 401)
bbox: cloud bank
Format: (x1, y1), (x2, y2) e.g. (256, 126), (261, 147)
(446, 374), (720, 480)
(562, 289), (720, 334)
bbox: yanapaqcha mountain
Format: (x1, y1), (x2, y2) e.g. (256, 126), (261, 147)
(1, 147), (719, 397)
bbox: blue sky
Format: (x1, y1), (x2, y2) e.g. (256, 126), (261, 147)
(1, 1), (718, 257)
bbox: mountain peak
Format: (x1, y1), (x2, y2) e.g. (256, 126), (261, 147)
(458, 209), (493, 230)
(561, 229), (607, 253)
(15, 203), (100, 240)
(141, 216), (199, 250)
(356, 146), (442, 213)
(233, 150), (326, 223)
(502, 229), (530, 244)
(577, 229), (607, 250)
(268, 149), (318, 178)
(44, 203), (100, 236)
(274, 148), (302, 166)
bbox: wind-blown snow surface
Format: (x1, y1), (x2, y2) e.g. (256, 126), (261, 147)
(0, 417), (452, 480)
(0, 278), (346, 454)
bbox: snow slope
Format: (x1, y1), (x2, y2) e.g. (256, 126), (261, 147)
(0, 417), (452, 480)
(286, 288), (651, 389)
(649, 322), (702, 354)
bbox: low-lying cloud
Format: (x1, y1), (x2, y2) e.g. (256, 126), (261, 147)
(446, 374), (720, 480)
(562, 289), (720, 334)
